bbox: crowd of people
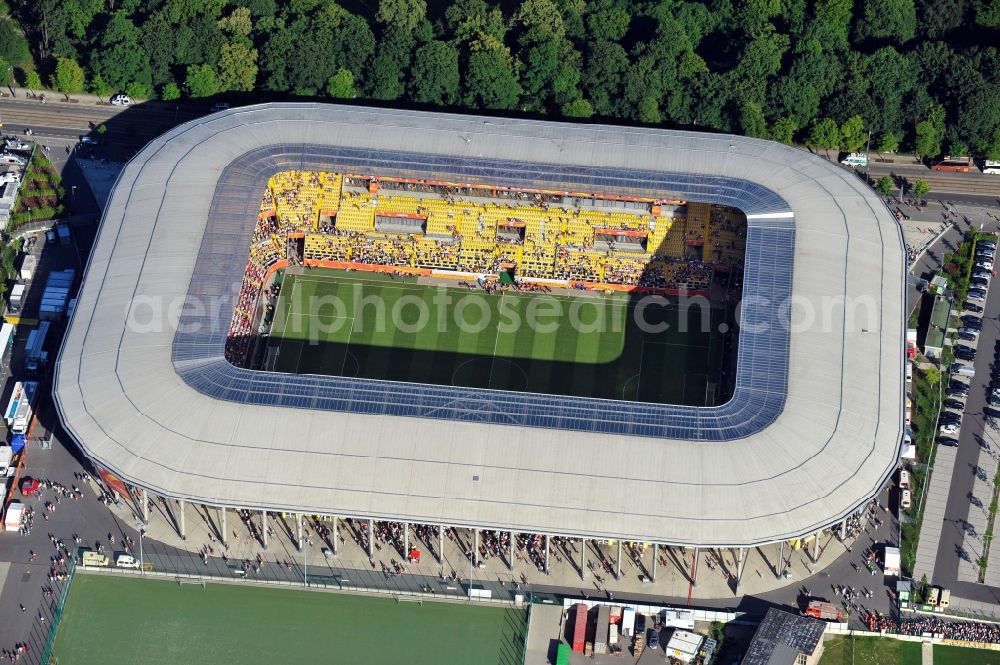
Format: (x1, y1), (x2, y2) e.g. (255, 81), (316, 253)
(867, 614), (1000, 644)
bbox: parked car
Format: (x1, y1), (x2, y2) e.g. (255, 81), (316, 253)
(971, 277), (990, 288)
(955, 345), (977, 360)
(959, 331), (979, 342)
(79, 134), (99, 145)
(959, 327), (981, 337)
(976, 261), (994, 270)
(968, 291), (987, 302)
(901, 489), (912, 509)
(945, 398), (966, 410)
(948, 384), (970, 397)
(110, 93), (132, 106)
(938, 436), (960, 447)
(648, 629), (660, 649)
(963, 319), (983, 331)
(115, 553), (140, 568)
(940, 423), (960, 434)
(965, 303), (985, 314)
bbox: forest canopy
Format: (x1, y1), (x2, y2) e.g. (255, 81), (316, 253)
(2, 0), (999, 158)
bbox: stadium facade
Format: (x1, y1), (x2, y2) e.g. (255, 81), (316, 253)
(54, 104), (905, 549)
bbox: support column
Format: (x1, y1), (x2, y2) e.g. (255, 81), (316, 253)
(332, 516), (339, 554)
(616, 541), (622, 579)
(509, 531), (514, 572)
(404, 522), (409, 557)
(220, 507), (227, 546)
(735, 547), (746, 593)
(777, 541), (785, 578)
(812, 531), (820, 563)
(178, 500), (186, 540)
(693, 547), (700, 586)
(261, 510), (268, 549)
(580, 538), (586, 580)
(652, 544), (657, 582)
(368, 519), (374, 558)
(439, 527), (444, 564)
(544, 535), (550, 574)
(141, 489), (149, 524)
(297, 514), (303, 552)
(473, 528), (479, 566)
(840, 518), (847, 540)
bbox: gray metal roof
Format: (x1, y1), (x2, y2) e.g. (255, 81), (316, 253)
(53, 103), (905, 548)
(742, 608), (826, 665)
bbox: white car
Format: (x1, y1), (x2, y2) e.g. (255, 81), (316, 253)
(79, 135), (99, 145)
(976, 261), (993, 270)
(940, 423), (959, 434)
(901, 489), (912, 509)
(110, 93), (132, 106)
(115, 553), (140, 568)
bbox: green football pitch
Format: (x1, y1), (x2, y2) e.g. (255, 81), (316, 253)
(53, 575), (528, 665)
(263, 269), (734, 405)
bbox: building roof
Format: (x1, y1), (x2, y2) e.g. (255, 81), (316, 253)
(53, 103), (905, 548)
(925, 295), (951, 351)
(743, 608), (826, 665)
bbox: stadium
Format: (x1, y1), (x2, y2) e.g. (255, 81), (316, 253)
(54, 103), (904, 552)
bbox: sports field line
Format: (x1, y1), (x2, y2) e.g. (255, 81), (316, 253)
(340, 314), (356, 376)
(485, 291), (504, 389)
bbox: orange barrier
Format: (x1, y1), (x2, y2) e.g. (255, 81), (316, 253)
(257, 209), (277, 219)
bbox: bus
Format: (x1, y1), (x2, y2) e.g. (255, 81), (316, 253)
(931, 156), (972, 172)
(984, 160), (1000, 175)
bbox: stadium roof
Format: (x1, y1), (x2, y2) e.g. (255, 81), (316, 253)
(54, 103), (905, 548)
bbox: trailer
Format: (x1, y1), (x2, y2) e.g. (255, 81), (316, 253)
(621, 607), (636, 637)
(4, 381), (38, 434)
(571, 603), (588, 652)
(594, 604), (611, 654)
(8, 283), (25, 313)
(884, 545), (901, 577)
(57, 224), (71, 245)
(19, 254), (36, 280)
(24, 321), (49, 371)
(0, 322), (14, 370)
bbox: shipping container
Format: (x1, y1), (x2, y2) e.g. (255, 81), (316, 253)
(594, 605), (611, 654)
(572, 604), (588, 653)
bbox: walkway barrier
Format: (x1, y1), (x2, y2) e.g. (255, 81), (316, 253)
(40, 556), (77, 665)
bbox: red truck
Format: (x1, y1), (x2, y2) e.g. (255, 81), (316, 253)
(805, 600), (843, 622)
(572, 604), (588, 652)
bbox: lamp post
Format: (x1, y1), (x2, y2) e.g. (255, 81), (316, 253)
(864, 130), (872, 180)
(304, 537), (308, 587)
(139, 528), (146, 576)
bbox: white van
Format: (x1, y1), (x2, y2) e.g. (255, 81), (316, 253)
(0, 154), (26, 166)
(115, 553), (140, 568)
(928, 586), (940, 606)
(940, 588), (951, 609)
(841, 153), (868, 168)
(901, 489), (912, 509)
(984, 160), (1000, 175)
(900, 469), (910, 489)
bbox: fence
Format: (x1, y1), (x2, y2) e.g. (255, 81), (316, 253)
(40, 555), (77, 665)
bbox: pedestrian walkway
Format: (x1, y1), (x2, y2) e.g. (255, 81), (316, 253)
(102, 491), (855, 602)
(914, 446), (958, 581)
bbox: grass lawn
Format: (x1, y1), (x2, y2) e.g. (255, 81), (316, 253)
(265, 268), (733, 405)
(935, 644), (1000, 665)
(53, 574), (527, 665)
(819, 635), (922, 665)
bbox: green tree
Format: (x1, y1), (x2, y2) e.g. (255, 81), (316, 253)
(161, 82), (181, 101)
(582, 41), (628, 116)
(125, 81), (151, 99)
(376, 0), (427, 33)
(218, 7), (253, 37)
(740, 101), (769, 138)
(585, 8), (630, 42)
(91, 12), (152, 93)
(808, 117), (841, 149)
(513, 0), (565, 40)
(854, 0), (917, 43)
(143, 11), (178, 88)
(737, 0), (782, 36)
(0, 18), (31, 68)
(561, 97), (593, 118)
(445, 0), (507, 45)
(876, 175), (895, 195)
(638, 97), (662, 124)
(878, 131), (901, 153)
(185, 64), (220, 97)
(810, 0), (854, 48)
(985, 128), (1000, 161)
(913, 179), (930, 200)
(770, 117), (797, 144)
(24, 70), (41, 92)
(914, 105), (946, 159)
(729, 25), (789, 105)
(217, 42), (258, 92)
(88, 73), (110, 100)
(51, 57), (85, 100)
(840, 115), (868, 152)
(325, 69), (356, 99)
(409, 40), (460, 105)
(462, 45), (522, 110)
(974, 0), (1000, 26)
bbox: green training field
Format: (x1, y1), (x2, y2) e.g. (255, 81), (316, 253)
(53, 575), (527, 665)
(264, 269), (734, 406)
